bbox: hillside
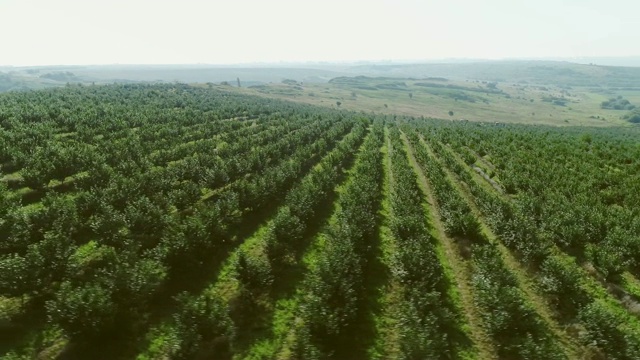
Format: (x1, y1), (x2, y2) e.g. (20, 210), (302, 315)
(3, 60), (640, 91)
(4, 61), (640, 126)
(238, 75), (639, 126)
(345, 61), (640, 88)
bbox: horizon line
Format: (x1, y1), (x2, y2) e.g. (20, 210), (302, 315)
(3, 56), (640, 69)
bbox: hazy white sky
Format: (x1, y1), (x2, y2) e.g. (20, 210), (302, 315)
(1, 0), (638, 66)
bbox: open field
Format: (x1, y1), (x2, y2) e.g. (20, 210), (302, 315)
(3, 60), (640, 126)
(235, 76), (637, 126)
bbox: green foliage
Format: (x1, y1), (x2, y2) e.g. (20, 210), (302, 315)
(304, 238), (362, 340)
(3, 83), (640, 358)
(579, 301), (640, 360)
(397, 299), (447, 359)
(623, 108), (640, 123)
(541, 96), (567, 106)
(298, 126), (384, 356)
(404, 117), (640, 357)
(471, 244), (565, 359)
(601, 96), (635, 110)
(46, 280), (117, 339)
(585, 241), (627, 281)
(385, 128), (460, 356)
(124, 257), (167, 304)
(235, 249), (273, 292)
(539, 255), (589, 317)
(0, 84), (371, 355)
(172, 292), (234, 359)
(263, 207), (304, 267)
(408, 132), (481, 240)
(458, 147), (477, 165)
(0, 253), (29, 297)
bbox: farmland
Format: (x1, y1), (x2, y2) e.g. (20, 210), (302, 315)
(2, 83), (640, 359)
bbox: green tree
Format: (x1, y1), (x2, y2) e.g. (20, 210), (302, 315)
(623, 109), (640, 123)
(46, 280), (118, 339)
(173, 293), (234, 359)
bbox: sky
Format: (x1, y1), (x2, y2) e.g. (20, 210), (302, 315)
(1, 0), (638, 66)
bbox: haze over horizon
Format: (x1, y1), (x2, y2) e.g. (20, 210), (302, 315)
(1, 0), (639, 67)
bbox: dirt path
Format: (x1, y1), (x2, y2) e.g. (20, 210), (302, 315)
(400, 131), (496, 360)
(419, 134), (583, 359)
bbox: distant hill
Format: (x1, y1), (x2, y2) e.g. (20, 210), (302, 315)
(565, 56), (640, 67)
(342, 61), (640, 88)
(3, 60), (640, 92)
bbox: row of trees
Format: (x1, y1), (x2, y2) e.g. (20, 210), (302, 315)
(137, 117), (369, 358)
(406, 125), (564, 358)
(385, 127), (465, 358)
(294, 123), (385, 358)
(0, 84), (370, 357)
(11, 109), (326, 192)
(215, 121), (370, 357)
(409, 119), (640, 358)
(419, 120), (640, 279)
(406, 132), (480, 239)
(470, 244), (565, 358)
(0, 83), (319, 172)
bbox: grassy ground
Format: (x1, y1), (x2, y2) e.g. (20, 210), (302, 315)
(232, 77), (637, 126)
